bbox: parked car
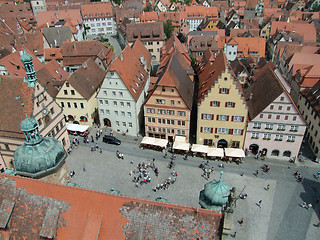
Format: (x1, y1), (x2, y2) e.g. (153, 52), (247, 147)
(103, 135), (121, 145)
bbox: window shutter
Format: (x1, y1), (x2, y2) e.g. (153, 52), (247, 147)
(231, 116), (234, 121)
(241, 116), (244, 122)
(211, 128), (213, 133)
(216, 115), (219, 120)
(200, 127), (203, 132)
(201, 114), (204, 119)
(233, 102), (235, 108)
(219, 88), (222, 94)
(210, 101), (213, 106)
(229, 129), (233, 134)
(211, 114), (214, 120)
(218, 101), (220, 107)
(225, 102), (228, 107)
(241, 129), (244, 135)
(227, 89), (230, 94)
(215, 128), (217, 133)
(227, 115), (229, 121)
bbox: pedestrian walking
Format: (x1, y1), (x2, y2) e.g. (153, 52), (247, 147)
(258, 200), (262, 207)
(307, 203), (312, 210)
(239, 218), (244, 226)
(100, 148), (102, 154)
(266, 184), (270, 190)
(231, 232), (237, 238)
(83, 166), (86, 172)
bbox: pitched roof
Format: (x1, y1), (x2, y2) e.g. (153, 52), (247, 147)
(301, 80), (320, 116)
(125, 22), (165, 43)
(108, 40), (150, 101)
(154, 51), (194, 110)
(44, 48), (63, 62)
(36, 60), (69, 98)
(42, 27), (73, 48)
(0, 175), (223, 239)
(198, 51), (228, 103)
(160, 35), (190, 64)
(37, 8), (81, 28)
(243, 63), (284, 120)
(66, 58), (106, 100)
(0, 75), (34, 139)
(0, 48), (43, 77)
(80, 2), (113, 19)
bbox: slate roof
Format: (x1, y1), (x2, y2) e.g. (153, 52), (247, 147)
(66, 58), (106, 100)
(0, 175), (223, 239)
(36, 60), (69, 98)
(243, 63), (284, 120)
(42, 27), (73, 48)
(108, 39), (151, 102)
(0, 75), (34, 139)
(125, 22), (165, 43)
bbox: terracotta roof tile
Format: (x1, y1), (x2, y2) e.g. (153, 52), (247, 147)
(37, 9), (81, 28)
(125, 22), (165, 43)
(45, 48), (63, 62)
(66, 58), (106, 100)
(0, 175), (224, 239)
(81, 2), (113, 19)
(0, 75), (34, 139)
(139, 11), (158, 22)
(0, 48), (43, 78)
(108, 40), (151, 101)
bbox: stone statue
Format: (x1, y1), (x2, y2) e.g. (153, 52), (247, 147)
(226, 187), (236, 213)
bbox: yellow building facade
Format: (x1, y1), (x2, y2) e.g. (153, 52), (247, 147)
(197, 53), (248, 148)
(56, 82), (98, 127)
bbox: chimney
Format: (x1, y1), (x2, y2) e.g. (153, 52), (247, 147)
(46, 22), (49, 28)
(54, 39), (57, 47)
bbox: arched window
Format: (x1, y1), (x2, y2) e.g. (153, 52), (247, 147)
(271, 149), (279, 156)
(80, 116), (88, 122)
(283, 151), (291, 157)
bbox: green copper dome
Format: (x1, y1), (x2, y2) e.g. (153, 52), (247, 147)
(20, 48), (33, 63)
(14, 117), (66, 178)
(199, 171), (232, 211)
(21, 117), (37, 132)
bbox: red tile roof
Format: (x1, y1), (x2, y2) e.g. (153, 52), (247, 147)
(81, 2), (113, 19)
(45, 48), (63, 62)
(108, 39), (151, 101)
(37, 9), (81, 28)
(0, 48), (43, 78)
(0, 175), (223, 239)
(0, 75), (34, 139)
(66, 58), (106, 100)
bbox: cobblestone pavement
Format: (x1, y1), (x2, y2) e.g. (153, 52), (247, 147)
(66, 128), (320, 240)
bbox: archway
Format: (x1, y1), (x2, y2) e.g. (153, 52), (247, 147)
(80, 116), (88, 122)
(217, 139), (228, 148)
(103, 118), (111, 127)
(249, 144), (259, 155)
(67, 115), (74, 122)
(261, 148), (267, 156)
(271, 149), (279, 156)
(283, 151), (291, 157)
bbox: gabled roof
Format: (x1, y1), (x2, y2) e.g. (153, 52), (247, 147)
(36, 60), (69, 98)
(244, 63), (284, 120)
(42, 27), (73, 48)
(198, 51), (229, 103)
(125, 22), (165, 42)
(80, 2), (113, 19)
(151, 51), (194, 110)
(160, 35), (190, 64)
(0, 75), (34, 139)
(44, 48), (63, 62)
(108, 40), (150, 102)
(0, 48), (43, 77)
(37, 8), (81, 28)
(66, 58), (106, 100)
(0, 175), (223, 239)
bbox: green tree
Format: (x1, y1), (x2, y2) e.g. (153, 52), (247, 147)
(143, 4), (152, 12)
(112, 0), (123, 5)
(163, 19), (174, 41)
(190, 55), (196, 67)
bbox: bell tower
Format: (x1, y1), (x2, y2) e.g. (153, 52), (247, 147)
(20, 46), (37, 88)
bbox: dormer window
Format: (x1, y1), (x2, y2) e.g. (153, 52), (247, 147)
(84, 15), (87, 18)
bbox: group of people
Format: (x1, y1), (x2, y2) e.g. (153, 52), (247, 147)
(199, 160), (215, 179)
(294, 171), (304, 183)
(131, 160), (157, 187)
(116, 150), (124, 159)
(67, 138), (80, 154)
(153, 171), (178, 192)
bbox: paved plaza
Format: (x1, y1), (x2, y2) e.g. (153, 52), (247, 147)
(66, 128), (320, 240)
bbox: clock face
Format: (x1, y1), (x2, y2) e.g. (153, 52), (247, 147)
(43, 109), (48, 115)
